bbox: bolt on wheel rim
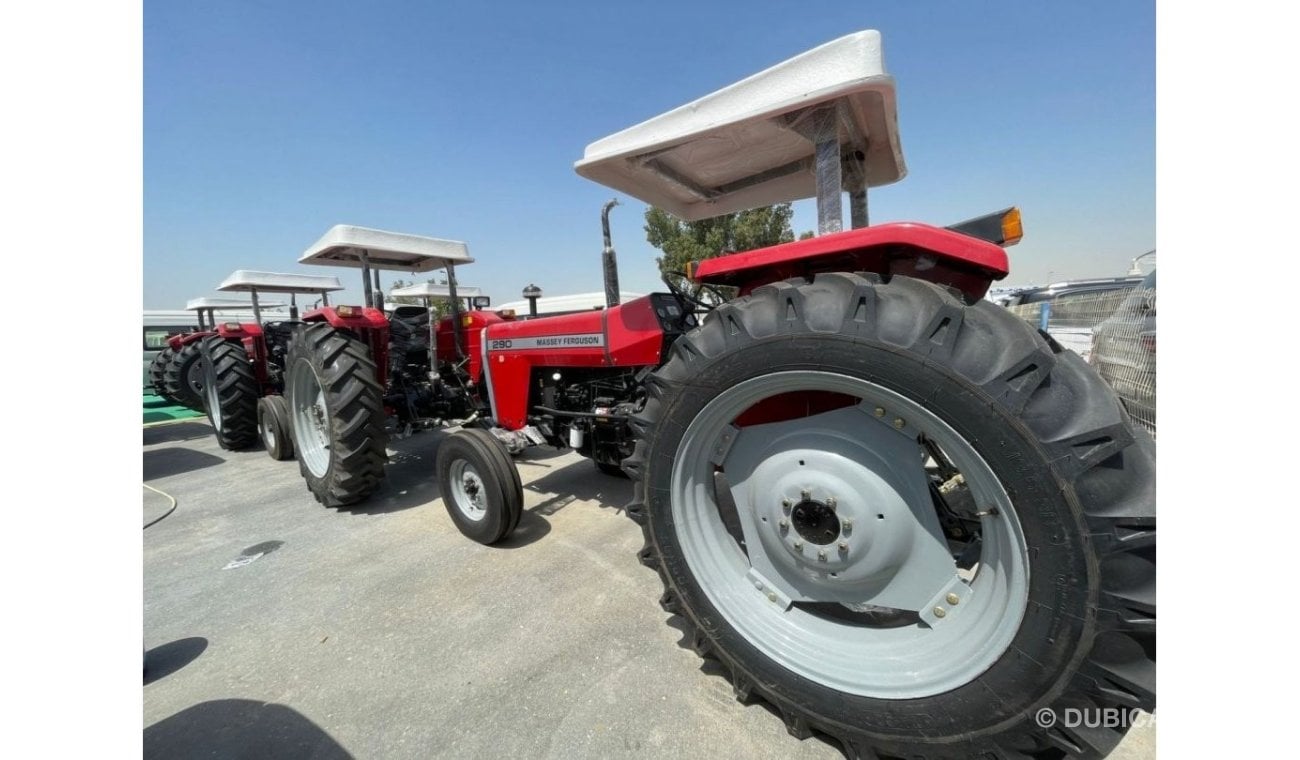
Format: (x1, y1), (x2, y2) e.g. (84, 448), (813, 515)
(448, 460), (487, 521)
(291, 364), (332, 478)
(669, 370), (1030, 699)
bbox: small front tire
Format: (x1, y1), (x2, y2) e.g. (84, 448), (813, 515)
(258, 395), (294, 461)
(436, 429), (523, 545)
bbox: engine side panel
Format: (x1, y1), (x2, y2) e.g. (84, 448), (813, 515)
(483, 295), (672, 429)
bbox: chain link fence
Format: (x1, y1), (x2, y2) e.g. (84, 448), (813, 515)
(1006, 288), (1156, 436)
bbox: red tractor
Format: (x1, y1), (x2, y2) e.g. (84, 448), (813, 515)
(285, 227), (512, 511)
(288, 30), (1155, 758)
(197, 270), (344, 456)
(149, 297), (284, 410)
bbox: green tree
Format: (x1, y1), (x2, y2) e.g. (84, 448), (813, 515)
(644, 203), (798, 279)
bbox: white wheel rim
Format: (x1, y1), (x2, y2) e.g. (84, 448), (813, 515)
(669, 370), (1030, 699)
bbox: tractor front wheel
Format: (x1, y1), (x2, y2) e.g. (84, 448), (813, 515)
(199, 336), (260, 450)
(626, 273), (1156, 759)
(435, 429), (523, 544)
(285, 323), (388, 507)
(258, 395), (294, 461)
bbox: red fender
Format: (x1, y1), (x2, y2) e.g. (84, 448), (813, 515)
(693, 222), (1010, 301)
(302, 306), (390, 386)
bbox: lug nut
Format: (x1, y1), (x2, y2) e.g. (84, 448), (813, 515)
(946, 593), (960, 605)
(800, 489), (811, 501)
(754, 581), (764, 590)
(933, 606), (947, 618)
(893, 418), (906, 430)
(793, 540), (804, 552)
(838, 541), (848, 553)
(817, 550), (828, 562)
(779, 519), (789, 531)
(766, 591), (777, 603)
(825, 497), (837, 510)
(874, 407), (886, 417)
(842, 519), (853, 533)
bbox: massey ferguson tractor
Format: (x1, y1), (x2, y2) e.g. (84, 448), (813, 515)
(285, 30), (1155, 759)
(149, 297), (284, 409)
(197, 270), (343, 457)
(286, 227), (519, 514)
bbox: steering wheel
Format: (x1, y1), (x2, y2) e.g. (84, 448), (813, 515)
(662, 271), (729, 313)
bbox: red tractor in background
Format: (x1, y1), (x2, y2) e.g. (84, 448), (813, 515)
(148, 297), (284, 410)
(285, 228), (516, 512)
(284, 30), (1154, 759)
(197, 271), (343, 456)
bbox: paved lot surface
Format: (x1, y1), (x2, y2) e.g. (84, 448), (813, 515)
(143, 421), (1154, 759)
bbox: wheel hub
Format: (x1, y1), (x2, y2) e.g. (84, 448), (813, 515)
(750, 448), (915, 588)
(448, 460), (488, 521)
(789, 499), (839, 545)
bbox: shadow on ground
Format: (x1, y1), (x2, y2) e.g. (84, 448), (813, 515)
(143, 421), (213, 446)
(523, 460), (634, 517)
(342, 431), (445, 516)
(144, 699), (353, 759)
(144, 447), (226, 480)
(143, 637), (208, 685)
(493, 509), (552, 549)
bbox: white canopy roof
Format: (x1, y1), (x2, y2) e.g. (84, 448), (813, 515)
(574, 30), (905, 221)
(389, 283), (484, 299)
(185, 297), (286, 311)
(300, 225), (474, 273)
(217, 270), (344, 294)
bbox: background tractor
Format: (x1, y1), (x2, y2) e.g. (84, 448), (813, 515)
(198, 270), (343, 456)
(288, 30), (1156, 758)
(286, 229), (512, 514)
(150, 297), (284, 410)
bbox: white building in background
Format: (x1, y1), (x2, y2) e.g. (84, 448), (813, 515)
(494, 291), (644, 317)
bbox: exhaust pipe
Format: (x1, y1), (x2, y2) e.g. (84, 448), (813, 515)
(601, 198), (621, 309)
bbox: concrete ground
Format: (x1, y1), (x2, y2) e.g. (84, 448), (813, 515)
(143, 421), (1154, 759)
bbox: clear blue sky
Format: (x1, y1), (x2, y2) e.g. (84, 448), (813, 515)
(144, 0), (1154, 308)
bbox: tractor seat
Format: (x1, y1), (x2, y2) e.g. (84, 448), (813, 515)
(388, 308), (431, 346)
(261, 321), (302, 339)
(391, 305), (428, 319)
(390, 306), (431, 326)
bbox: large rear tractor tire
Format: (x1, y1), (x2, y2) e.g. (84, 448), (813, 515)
(435, 428), (524, 545)
(149, 347), (176, 402)
(199, 336), (260, 450)
(258, 395), (294, 461)
(163, 341), (206, 411)
(285, 323), (388, 507)
(625, 273), (1156, 759)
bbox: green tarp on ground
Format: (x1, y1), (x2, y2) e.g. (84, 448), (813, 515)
(143, 393), (204, 424)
